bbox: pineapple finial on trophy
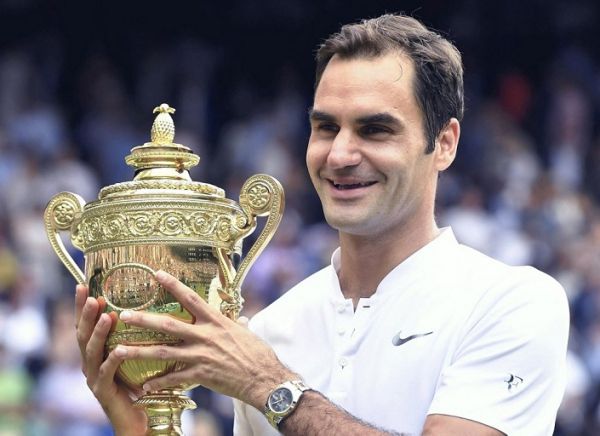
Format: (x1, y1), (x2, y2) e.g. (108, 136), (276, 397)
(124, 103), (199, 181)
(151, 103), (176, 145)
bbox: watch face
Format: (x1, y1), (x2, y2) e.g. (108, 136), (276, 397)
(268, 387), (293, 413)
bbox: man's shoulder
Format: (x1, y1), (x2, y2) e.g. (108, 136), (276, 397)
(453, 243), (568, 315)
(455, 242), (557, 284)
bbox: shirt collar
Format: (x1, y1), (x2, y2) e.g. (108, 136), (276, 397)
(328, 227), (459, 303)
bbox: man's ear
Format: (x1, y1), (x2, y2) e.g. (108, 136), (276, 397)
(434, 118), (460, 171)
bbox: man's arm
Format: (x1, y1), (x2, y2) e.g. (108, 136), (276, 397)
(117, 271), (503, 436)
(279, 391), (504, 436)
(421, 415), (504, 436)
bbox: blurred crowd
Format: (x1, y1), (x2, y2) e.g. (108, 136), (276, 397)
(2, 3), (600, 436)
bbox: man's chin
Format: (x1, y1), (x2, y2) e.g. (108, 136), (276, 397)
(324, 213), (376, 236)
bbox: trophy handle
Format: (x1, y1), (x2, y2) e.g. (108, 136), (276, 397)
(220, 174), (284, 318)
(44, 192), (86, 285)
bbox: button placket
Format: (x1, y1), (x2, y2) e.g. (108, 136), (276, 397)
(335, 298), (377, 368)
(334, 300), (351, 338)
(329, 300), (353, 397)
(330, 300), (375, 398)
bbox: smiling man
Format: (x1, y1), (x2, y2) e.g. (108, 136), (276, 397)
(76, 13), (569, 436)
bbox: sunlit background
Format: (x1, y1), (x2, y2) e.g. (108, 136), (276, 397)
(1, 1), (600, 435)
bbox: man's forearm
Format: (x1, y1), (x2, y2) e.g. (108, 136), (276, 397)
(280, 390), (405, 436)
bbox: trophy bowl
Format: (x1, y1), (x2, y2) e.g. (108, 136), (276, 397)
(43, 104), (284, 435)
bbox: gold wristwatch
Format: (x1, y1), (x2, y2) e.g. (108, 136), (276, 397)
(264, 380), (310, 430)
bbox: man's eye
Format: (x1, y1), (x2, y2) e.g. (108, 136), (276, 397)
(316, 123), (339, 133)
(360, 125), (391, 136)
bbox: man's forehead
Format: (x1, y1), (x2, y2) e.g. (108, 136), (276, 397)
(314, 53), (415, 104)
(322, 51), (413, 82)
(312, 65), (416, 120)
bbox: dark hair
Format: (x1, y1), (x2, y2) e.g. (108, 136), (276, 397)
(315, 14), (464, 153)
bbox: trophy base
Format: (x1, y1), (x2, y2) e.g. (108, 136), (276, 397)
(134, 389), (197, 436)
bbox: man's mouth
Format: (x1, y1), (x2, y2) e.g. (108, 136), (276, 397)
(329, 180), (377, 190)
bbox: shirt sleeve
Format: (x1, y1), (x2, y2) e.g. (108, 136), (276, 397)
(427, 270), (570, 436)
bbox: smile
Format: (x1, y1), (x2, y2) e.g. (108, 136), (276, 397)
(329, 180), (377, 190)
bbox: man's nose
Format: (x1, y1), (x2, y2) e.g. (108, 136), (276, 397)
(327, 130), (361, 169)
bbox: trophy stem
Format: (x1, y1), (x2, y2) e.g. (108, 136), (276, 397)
(134, 389), (197, 436)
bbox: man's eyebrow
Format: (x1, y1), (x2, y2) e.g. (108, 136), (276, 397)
(308, 109), (402, 128)
(308, 108), (336, 122)
(355, 112), (402, 128)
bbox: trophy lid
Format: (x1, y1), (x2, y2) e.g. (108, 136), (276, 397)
(99, 103), (224, 199)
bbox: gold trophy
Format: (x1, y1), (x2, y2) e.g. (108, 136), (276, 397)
(43, 103), (284, 435)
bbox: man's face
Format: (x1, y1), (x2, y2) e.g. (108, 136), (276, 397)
(307, 53), (441, 237)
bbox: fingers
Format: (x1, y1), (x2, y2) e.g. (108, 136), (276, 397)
(97, 296), (107, 319)
(92, 347), (126, 401)
(75, 284), (89, 328)
(114, 343), (191, 363)
(119, 310), (195, 341)
(77, 297), (100, 356)
(155, 270), (217, 319)
(85, 313), (113, 383)
(142, 367), (197, 392)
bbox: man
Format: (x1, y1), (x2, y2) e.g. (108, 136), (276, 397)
(76, 14), (569, 435)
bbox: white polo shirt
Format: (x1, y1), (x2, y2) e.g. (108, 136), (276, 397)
(233, 228), (569, 435)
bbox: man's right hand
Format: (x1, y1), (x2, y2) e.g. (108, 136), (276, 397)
(75, 284), (147, 435)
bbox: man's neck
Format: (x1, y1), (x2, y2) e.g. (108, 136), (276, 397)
(337, 219), (440, 306)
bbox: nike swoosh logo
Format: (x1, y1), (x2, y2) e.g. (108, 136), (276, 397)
(392, 331), (433, 346)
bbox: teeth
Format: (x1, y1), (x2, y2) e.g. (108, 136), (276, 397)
(333, 181), (376, 190)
